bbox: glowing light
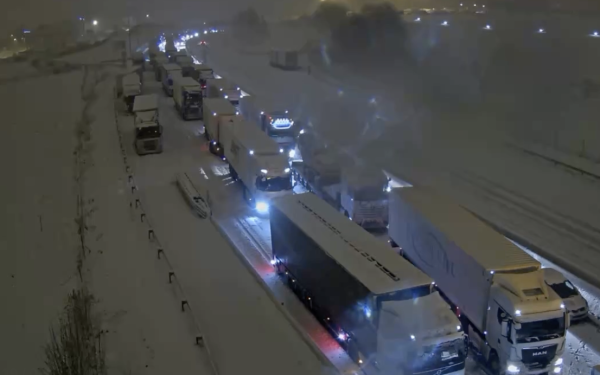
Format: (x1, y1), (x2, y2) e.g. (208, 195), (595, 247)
(485, 25), (491, 30)
(285, 168), (290, 173)
(560, 303), (565, 309)
(592, 31), (600, 37)
(538, 28), (545, 34)
(256, 201), (269, 213)
(415, 17), (421, 22)
(212, 112), (217, 116)
(507, 365), (520, 374)
(299, 129), (305, 135)
(442, 21), (448, 26)
(410, 335), (416, 341)
(555, 358), (563, 366)
(194, 32), (199, 37)
(337, 333), (347, 341)
(457, 325), (461, 331)
(261, 169), (268, 174)
(224, 94), (228, 99)
(146, 14), (150, 18)
(386, 186), (392, 192)
(270, 258), (277, 265)
(515, 310), (521, 316)
(92, 20), (98, 26)
(553, 367), (561, 374)
(289, 149), (296, 158)
(279, 148), (284, 153)
(249, 150), (254, 155)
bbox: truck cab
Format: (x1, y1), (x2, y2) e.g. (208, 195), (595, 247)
(482, 272), (568, 375)
(133, 94), (163, 155)
(338, 167), (389, 230)
(173, 76), (202, 120)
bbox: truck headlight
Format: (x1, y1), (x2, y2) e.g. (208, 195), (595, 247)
(507, 364), (520, 374)
(554, 358), (563, 366)
(553, 367), (562, 374)
(288, 149), (296, 158)
(255, 201), (269, 213)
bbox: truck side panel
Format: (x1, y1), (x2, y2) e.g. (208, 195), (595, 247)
(388, 192), (490, 332)
(270, 204), (377, 358)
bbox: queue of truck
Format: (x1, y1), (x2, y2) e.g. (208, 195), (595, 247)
(131, 34), (590, 375)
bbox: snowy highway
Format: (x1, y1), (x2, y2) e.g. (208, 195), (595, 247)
(182, 28), (600, 375)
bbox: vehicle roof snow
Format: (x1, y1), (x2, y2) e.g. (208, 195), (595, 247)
(272, 193), (433, 295)
(393, 188), (539, 272)
(133, 94), (158, 113)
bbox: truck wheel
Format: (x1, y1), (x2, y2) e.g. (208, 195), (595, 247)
(488, 351), (501, 375)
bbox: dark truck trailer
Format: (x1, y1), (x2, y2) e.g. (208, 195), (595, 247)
(270, 193), (466, 375)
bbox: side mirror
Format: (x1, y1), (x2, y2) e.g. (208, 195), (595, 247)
(501, 321), (508, 337)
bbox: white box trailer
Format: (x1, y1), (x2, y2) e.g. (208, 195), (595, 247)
(173, 76), (202, 120)
(269, 49), (299, 70)
(203, 98), (238, 156)
(160, 63), (182, 96)
(175, 55), (194, 67)
(206, 78), (242, 106)
(388, 188), (568, 375)
(220, 119), (292, 212)
(270, 193), (466, 374)
(152, 53), (169, 81)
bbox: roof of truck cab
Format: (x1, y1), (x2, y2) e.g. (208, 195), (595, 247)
(392, 188), (539, 272)
(194, 63), (212, 72)
(162, 63), (181, 71)
(122, 73), (140, 85)
(203, 98), (236, 115)
(233, 120), (281, 154)
(272, 193), (433, 295)
(133, 94), (158, 112)
(175, 76), (202, 89)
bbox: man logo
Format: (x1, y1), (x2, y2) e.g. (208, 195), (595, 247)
(532, 351), (548, 356)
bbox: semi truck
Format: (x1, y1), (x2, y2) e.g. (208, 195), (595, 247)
(206, 78), (242, 106)
(119, 72), (141, 113)
(292, 130), (389, 230)
(173, 76), (202, 120)
(270, 192), (467, 375)
(269, 49), (299, 70)
(239, 95), (296, 156)
(133, 94), (163, 155)
(388, 188), (569, 375)
(188, 64), (214, 92)
(160, 63), (182, 96)
(203, 98), (239, 156)
(220, 119), (292, 213)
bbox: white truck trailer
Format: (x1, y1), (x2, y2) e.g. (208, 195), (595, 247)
(160, 63), (182, 96)
(269, 49), (299, 70)
(388, 188), (569, 375)
(133, 94), (163, 155)
(292, 130), (389, 230)
(206, 78), (242, 107)
(189, 64), (214, 93)
(270, 192), (466, 375)
(152, 52), (169, 81)
(173, 76), (202, 120)
(239, 95), (296, 156)
(221, 119), (292, 213)
(121, 73), (141, 113)
(203, 98), (239, 157)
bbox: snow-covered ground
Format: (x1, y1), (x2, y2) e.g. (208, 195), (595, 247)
(1, 38), (213, 375)
(120, 72), (341, 375)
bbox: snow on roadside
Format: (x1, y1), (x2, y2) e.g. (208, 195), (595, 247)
(80, 67), (214, 374)
(0, 68), (84, 374)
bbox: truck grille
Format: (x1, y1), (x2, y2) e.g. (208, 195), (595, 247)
(144, 140), (158, 150)
(522, 344), (557, 369)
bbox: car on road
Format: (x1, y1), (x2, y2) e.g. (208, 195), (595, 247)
(544, 268), (589, 321)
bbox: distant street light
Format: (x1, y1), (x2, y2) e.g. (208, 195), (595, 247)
(13, 38), (17, 42)
(93, 20), (98, 26)
(146, 14), (150, 18)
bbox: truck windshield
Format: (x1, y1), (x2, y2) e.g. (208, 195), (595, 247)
(136, 126), (162, 139)
(515, 316), (566, 343)
(412, 338), (466, 374)
(548, 281), (579, 299)
(255, 176), (292, 192)
(186, 93), (201, 106)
